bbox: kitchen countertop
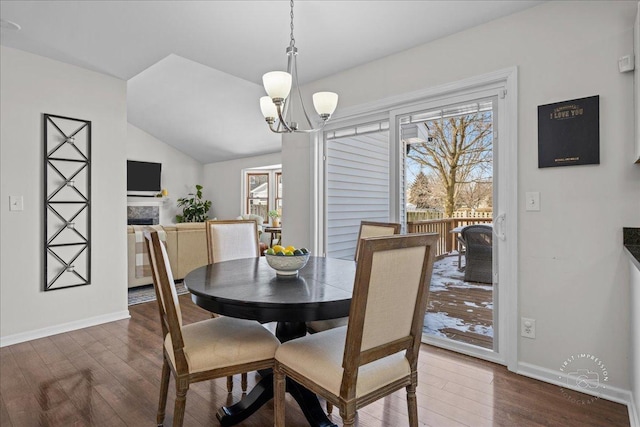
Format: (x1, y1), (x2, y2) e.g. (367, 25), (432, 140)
(623, 227), (640, 271)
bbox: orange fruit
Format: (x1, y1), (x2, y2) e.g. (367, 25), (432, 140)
(285, 245), (296, 252)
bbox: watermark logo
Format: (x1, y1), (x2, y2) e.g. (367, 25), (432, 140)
(558, 353), (608, 405)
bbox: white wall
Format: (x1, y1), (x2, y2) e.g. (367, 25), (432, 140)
(0, 46), (129, 343)
(202, 152), (282, 220)
(284, 0), (640, 393)
(127, 123), (204, 224)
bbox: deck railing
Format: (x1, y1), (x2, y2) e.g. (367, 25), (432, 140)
(407, 217), (493, 258)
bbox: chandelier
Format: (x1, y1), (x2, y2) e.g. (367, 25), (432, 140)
(259, 0), (338, 133)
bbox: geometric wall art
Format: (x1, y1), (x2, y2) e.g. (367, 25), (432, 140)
(44, 114), (91, 291)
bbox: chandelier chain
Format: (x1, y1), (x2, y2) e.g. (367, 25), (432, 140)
(289, 0), (295, 48)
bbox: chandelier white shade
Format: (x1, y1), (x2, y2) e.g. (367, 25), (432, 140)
(262, 71), (292, 100)
(312, 92), (339, 117)
(260, 0), (338, 133)
(260, 96), (278, 119)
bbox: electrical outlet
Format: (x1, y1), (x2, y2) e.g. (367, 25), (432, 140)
(521, 317), (536, 339)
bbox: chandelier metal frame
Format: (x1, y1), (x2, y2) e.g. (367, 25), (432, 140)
(260, 0), (338, 134)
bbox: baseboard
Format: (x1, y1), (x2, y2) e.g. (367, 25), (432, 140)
(629, 392), (639, 427)
(517, 361), (632, 408)
(0, 310), (131, 347)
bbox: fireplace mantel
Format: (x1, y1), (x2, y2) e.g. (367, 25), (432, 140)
(127, 197), (170, 207)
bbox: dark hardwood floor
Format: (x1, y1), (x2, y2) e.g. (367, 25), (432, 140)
(0, 295), (630, 426)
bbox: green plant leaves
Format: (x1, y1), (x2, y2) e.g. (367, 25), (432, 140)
(175, 185), (212, 223)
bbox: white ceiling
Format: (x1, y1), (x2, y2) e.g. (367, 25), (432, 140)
(0, 1), (543, 163)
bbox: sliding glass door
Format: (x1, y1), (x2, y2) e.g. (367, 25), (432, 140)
(399, 97), (498, 356)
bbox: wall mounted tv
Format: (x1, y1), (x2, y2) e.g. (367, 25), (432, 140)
(127, 160), (161, 196)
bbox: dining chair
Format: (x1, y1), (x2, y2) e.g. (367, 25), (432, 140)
(307, 220), (401, 335)
(205, 219), (261, 264)
(461, 224), (493, 284)
(274, 233), (437, 426)
(205, 219), (261, 393)
(144, 230), (279, 427)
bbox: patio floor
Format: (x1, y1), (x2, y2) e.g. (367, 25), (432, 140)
(423, 253), (494, 350)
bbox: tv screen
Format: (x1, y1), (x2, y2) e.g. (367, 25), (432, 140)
(127, 160), (161, 194)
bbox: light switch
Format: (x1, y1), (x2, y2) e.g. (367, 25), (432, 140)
(525, 192), (540, 211)
(9, 195), (23, 211)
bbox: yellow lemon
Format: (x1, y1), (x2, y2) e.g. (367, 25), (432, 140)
(272, 245), (285, 253)
(285, 245), (296, 252)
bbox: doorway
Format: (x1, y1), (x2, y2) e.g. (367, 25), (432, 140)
(400, 97), (496, 352)
(316, 69), (518, 367)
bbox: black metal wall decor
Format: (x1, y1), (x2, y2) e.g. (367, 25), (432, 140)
(537, 95), (600, 168)
(44, 114), (91, 291)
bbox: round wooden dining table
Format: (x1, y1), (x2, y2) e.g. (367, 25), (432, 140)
(183, 256), (356, 427)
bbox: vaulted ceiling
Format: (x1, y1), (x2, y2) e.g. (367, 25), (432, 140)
(0, 1), (543, 163)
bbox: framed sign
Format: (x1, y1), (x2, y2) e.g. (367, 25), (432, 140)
(537, 95), (599, 168)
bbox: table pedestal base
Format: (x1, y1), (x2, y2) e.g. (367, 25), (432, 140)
(216, 373), (337, 427)
(216, 321), (337, 427)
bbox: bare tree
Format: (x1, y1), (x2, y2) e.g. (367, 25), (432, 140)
(457, 180), (493, 211)
(406, 112), (493, 217)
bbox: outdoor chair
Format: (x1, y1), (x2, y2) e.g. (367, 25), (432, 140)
(144, 231), (279, 427)
(461, 224), (493, 284)
(307, 220), (401, 334)
(274, 233), (438, 427)
(205, 219), (261, 392)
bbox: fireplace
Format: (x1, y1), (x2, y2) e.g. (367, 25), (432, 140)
(127, 205), (159, 225)
(128, 218), (155, 225)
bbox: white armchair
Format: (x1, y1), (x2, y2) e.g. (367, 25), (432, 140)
(237, 214), (271, 247)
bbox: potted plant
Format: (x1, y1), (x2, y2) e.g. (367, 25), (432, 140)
(268, 209), (281, 227)
(176, 184), (212, 223)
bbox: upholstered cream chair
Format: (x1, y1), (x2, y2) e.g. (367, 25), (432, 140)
(205, 219), (261, 392)
(274, 233), (437, 427)
(205, 219), (261, 264)
(307, 221), (401, 334)
(144, 231), (279, 427)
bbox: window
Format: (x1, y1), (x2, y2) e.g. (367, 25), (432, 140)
(275, 172), (283, 211)
(247, 173), (269, 220)
(244, 168), (282, 223)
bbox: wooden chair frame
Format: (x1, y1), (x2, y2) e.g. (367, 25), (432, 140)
(204, 219), (261, 392)
(204, 219), (260, 264)
(354, 221), (401, 262)
(145, 231), (275, 426)
(275, 233), (438, 427)
(311, 219), (401, 413)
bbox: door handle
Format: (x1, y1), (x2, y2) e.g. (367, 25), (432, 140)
(494, 213), (506, 241)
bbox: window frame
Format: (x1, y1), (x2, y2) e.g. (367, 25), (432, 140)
(246, 172), (270, 222)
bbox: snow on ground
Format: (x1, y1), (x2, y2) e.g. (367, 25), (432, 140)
(423, 311), (494, 338)
(424, 254), (494, 339)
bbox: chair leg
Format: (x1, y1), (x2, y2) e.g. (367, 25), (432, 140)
(172, 380), (189, 427)
(157, 357), (171, 426)
(274, 364), (286, 427)
(339, 405), (356, 427)
(406, 382), (418, 427)
(326, 401), (333, 415)
(241, 372), (248, 392)
(226, 376), (233, 393)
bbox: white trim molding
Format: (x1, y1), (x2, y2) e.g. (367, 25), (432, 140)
(0, 310), (131, 347)
(630, 392), (639, 427)
(518, 362), (634, 417)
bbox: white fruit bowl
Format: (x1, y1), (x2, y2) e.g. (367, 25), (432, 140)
(265, 253), (310, 277)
